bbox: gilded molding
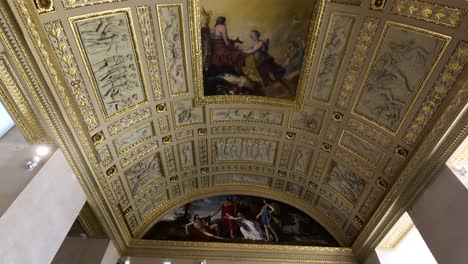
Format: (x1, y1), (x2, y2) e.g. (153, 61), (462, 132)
(134, 179), (167, 207)
(358, 188), (383, 221)
(211, 164), (274, 175)
(336, 17), (379, 110)
(112, 177), (130, 209)
(61, 0), (125, 9)
(164, 146), (177, 175)
(108, 108), (152, 136)
(175, 129), (194, 140)
(158, 116), (170, 134)
(404, 42), (468, 144)
(279, 142), (293, 169)
(392, 0), (465, 28)
(319, 186), (353, 215)
(120, 140), (159, 168)
(97, 144), (113, 168)
(348, 118), (392, 148)
(0, 55), (51, 143)
(198, 138), (209, 166)
(335, 147), (374, 180)
(137, 5), (165, 100)
(378, 212), (414, 249)
(312, 153), (328, 181)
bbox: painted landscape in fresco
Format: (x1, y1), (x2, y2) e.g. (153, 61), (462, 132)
(199, 0), (316, 99)
(143, 195), (339, 247)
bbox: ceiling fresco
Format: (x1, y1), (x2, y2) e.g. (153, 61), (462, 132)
(1, 0), (467, 261)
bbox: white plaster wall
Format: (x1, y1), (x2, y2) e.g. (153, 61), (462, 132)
(408, 165), (468, 264)
(0, 150), (87, 264)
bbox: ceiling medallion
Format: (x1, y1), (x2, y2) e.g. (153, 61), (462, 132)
(332, 112), (344, 122)
(278, 170), (287, 177)
(370, 0), (386, 10)
(395, 145), (408, 159)
(286, 132), (296, 140)
(91, 131), (105, 145)
(321, 143), (332, 152)
(198, 128), (207, 136)
(34, 0), (55, 14)
(156, 103), (167, 113)
(106, 165), (118, 178)
(170, 175), (178, 182)
(200, 167), (209, 174)
(354, 216), (363, 228)
(162, 135), (172, 144)
(376, 177), (388, 190)
(308, 181), (318, 189)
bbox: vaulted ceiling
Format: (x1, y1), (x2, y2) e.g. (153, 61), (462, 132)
(1, 0), (467, 261)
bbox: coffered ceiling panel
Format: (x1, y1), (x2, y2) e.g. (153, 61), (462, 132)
(4, 0), (467, 260)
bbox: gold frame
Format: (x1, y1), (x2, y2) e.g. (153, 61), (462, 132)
(188, 0), (328, 109)
(69, 9), (149, 120)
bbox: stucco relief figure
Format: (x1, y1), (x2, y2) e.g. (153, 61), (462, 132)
(326, 162), (365, 203)
(200, 0), (315, 99)
(76, 13), (144, 116)
(355, 28), (444, 130)
(214, 138), (276, 164)
(125, 154), (162, 194)
(114, 124), (153, 153)
(290, 106), (326, 134)
(314, 15), (354, 101)
(173, 100), (204, 126)
(159, 6), (187, 94)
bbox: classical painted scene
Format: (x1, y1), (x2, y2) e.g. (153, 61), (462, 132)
(143, 195), (339, 246)
(199, 0), (315, 99)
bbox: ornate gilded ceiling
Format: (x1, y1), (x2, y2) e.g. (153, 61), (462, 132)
(0, 0), (467, 262)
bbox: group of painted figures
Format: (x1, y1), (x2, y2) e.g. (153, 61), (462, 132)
(185, 198), (279, 242)
(202, 15), (304, 97)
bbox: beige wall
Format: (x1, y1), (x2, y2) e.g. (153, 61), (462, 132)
(52, 237), (110, 264)
(0, 150), (87, 264)
(408, 165), (468, 264)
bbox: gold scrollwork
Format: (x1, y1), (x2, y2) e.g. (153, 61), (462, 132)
(137, 5), (165, 100)
(392, 0), (465, 28)
(162, 135), (172, 144)
(376, 177), (388, 190)
(156, 103), (167, 113)
(322, 142), (332, 152)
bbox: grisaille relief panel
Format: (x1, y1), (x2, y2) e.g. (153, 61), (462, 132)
(140, 192), (168, 218)
(325, 161), (366, 204)
(172, 100), (205, 128)
(125, 153), (164, 194)
(339, 131), (384, 167)
(213, 138), (277, 164)
(316, 197), (347, 228)
(113, 122), (154, 155)
(292, 146), (314, 174)
(290, 105), (327, 134)
(354, 23), (449, 131)
(157, 4), (188, 96)
(178, 141), (195, 170)
(213, 173), (271, 187)
(211, 108), (284, 125)
(71, 10), (147, 118)
(312, 13), (355, 102)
